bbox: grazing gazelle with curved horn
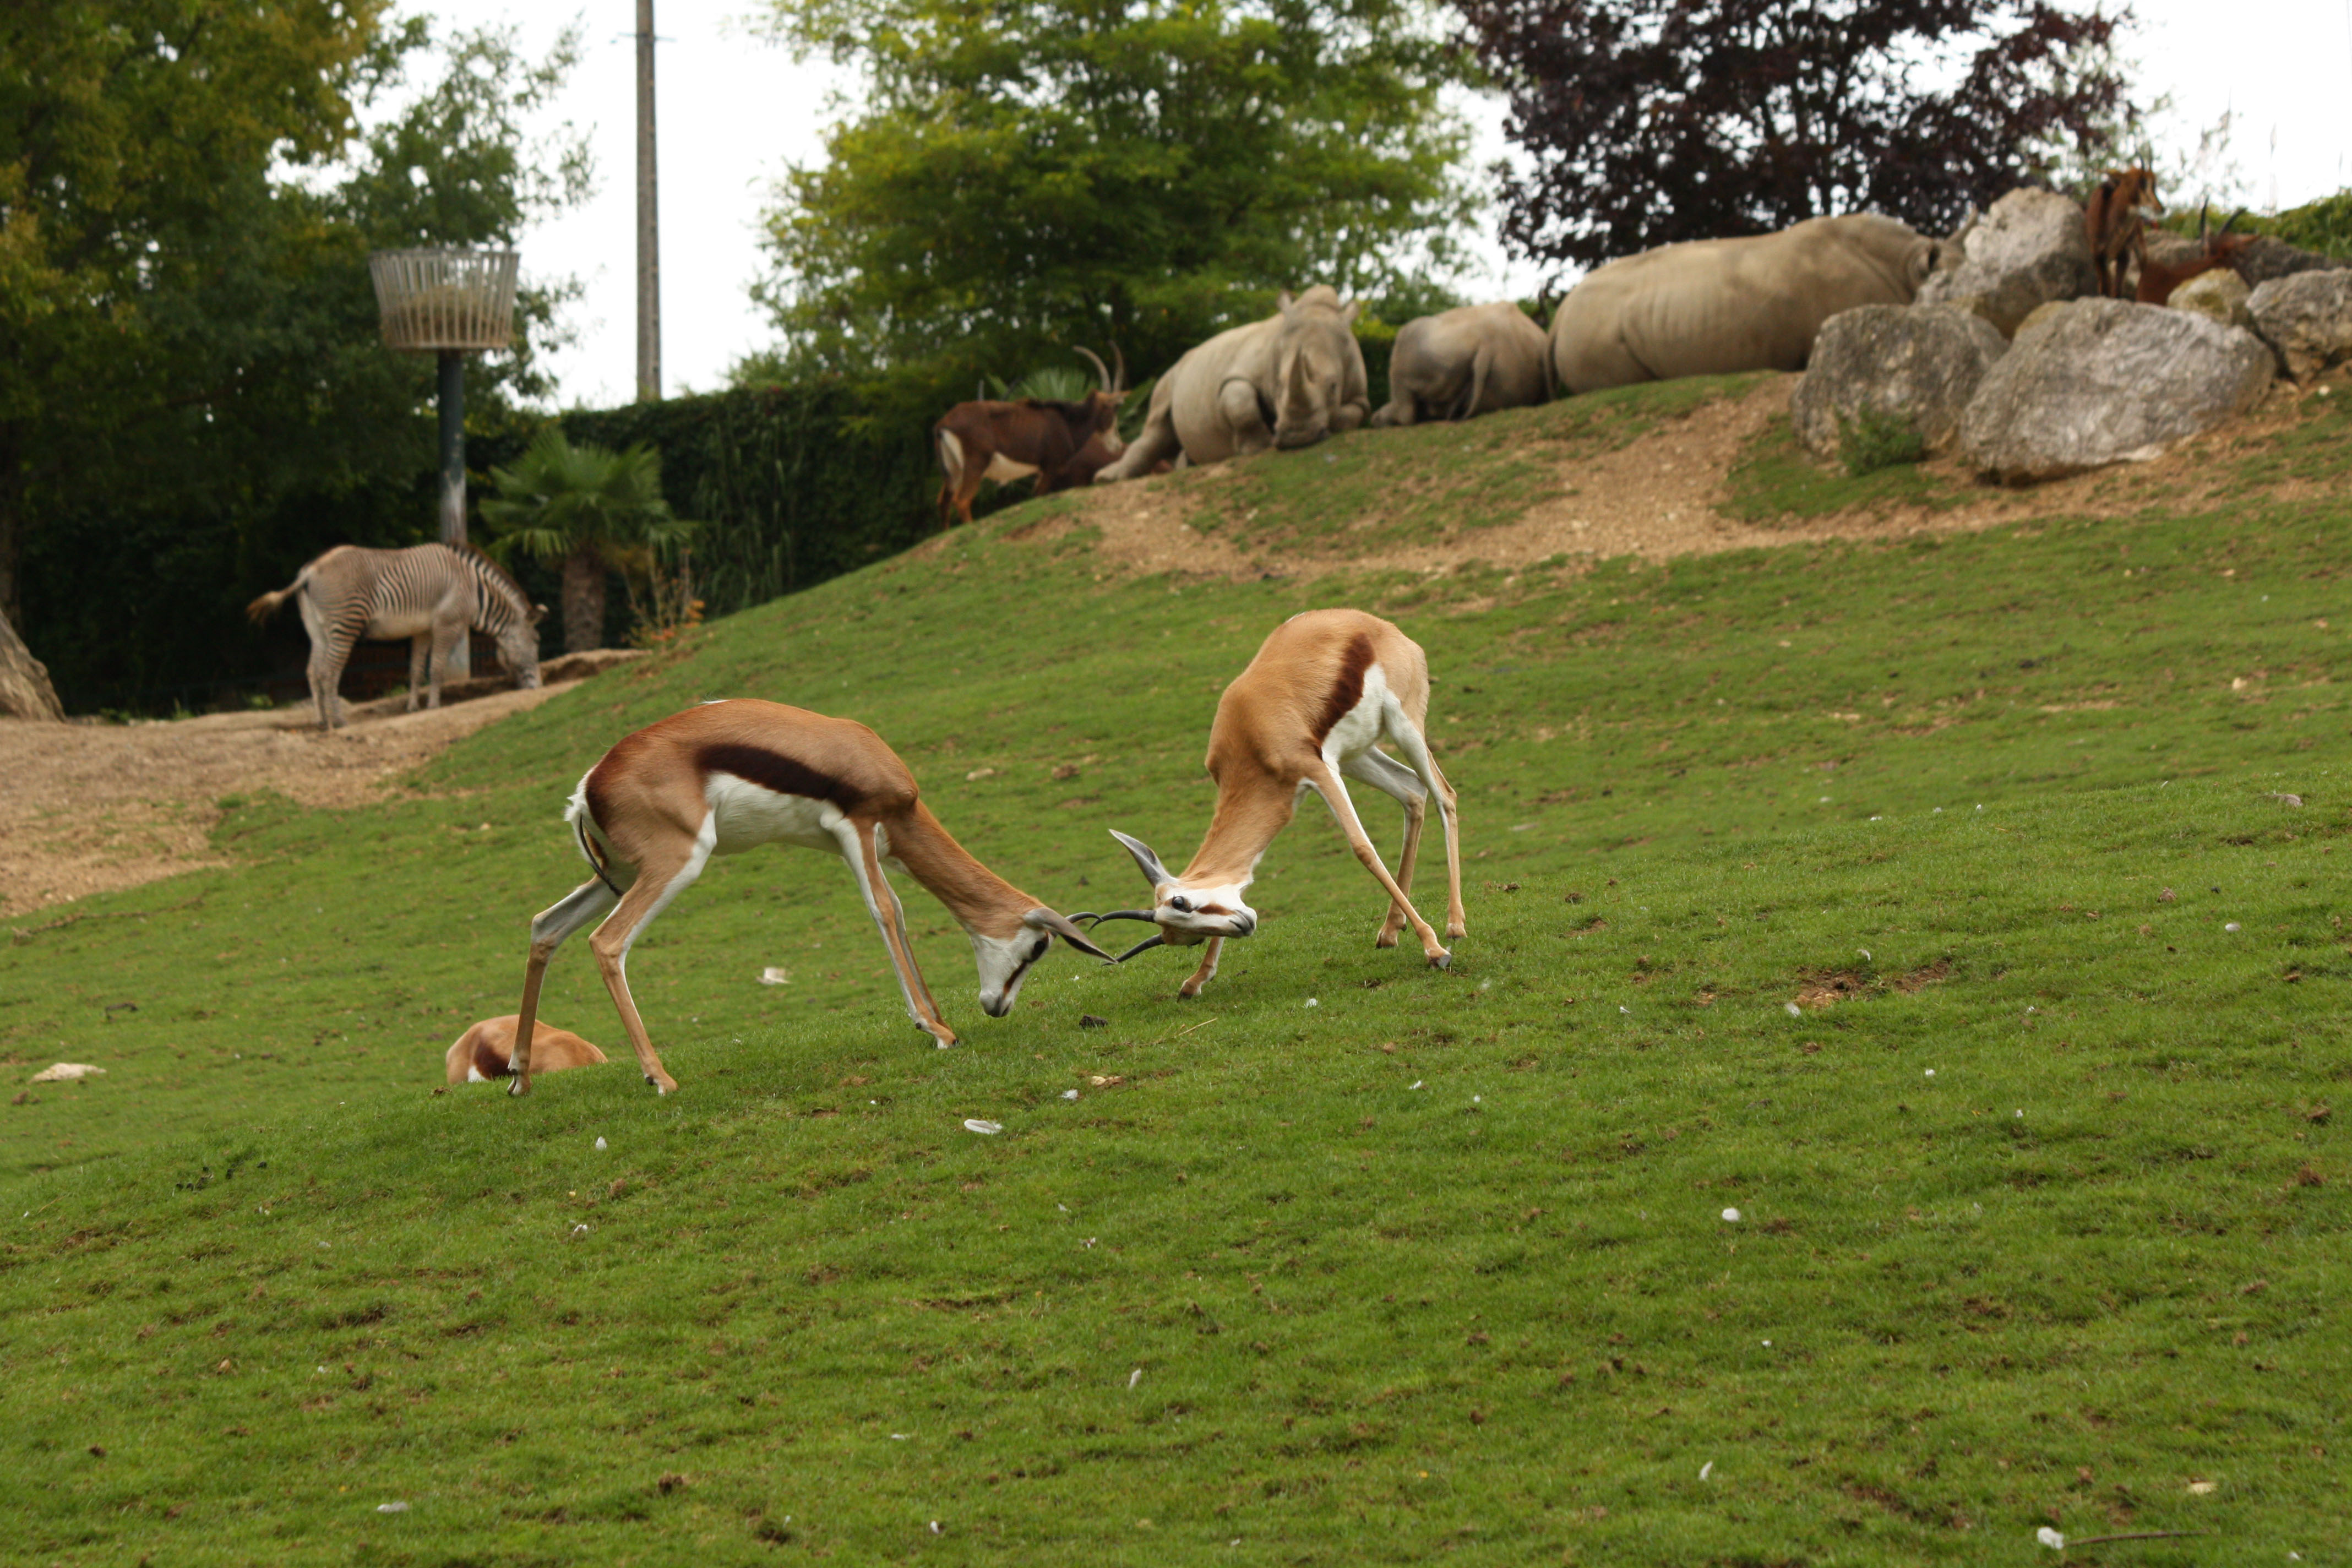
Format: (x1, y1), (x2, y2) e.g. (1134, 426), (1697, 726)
(1079, 609), (1464, 998)
(508, 700), (1116, 1095)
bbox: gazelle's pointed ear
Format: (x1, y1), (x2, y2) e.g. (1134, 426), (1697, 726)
(1025, 907), (1117, 962)
(1108, 830), (1170, 889)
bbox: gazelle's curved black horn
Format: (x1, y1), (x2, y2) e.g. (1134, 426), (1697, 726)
(1075, 347), (1112, 394)
(1114, 935), (1167, 962)
(1068, 909), (1156, 927)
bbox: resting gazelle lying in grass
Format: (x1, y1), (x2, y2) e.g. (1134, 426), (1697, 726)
(446, 1015), (605, 1084)
(508, 700), (1116, 1095)
(1079, 608), (1464, 997)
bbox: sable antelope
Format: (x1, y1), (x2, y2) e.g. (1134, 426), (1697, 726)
(2087, 168), (2163, 300)
(1077, 609), (1464, 999)
(507, 700), (1115, 1095)
(2137, 207), (2255, 304)
(446, 1015), (605, 1084)
(934, 348), (1127, 528)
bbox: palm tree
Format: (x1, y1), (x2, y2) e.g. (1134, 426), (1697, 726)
(480, 430), (695, 654)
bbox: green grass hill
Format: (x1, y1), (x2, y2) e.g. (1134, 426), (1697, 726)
(4, 378), (2349, 1564)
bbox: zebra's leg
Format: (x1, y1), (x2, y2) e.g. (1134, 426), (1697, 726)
(424, 616), (465, 710)
(510, 876), (621, 1095)
(406, 635), (429, 714)
(311, 630), (357, 731)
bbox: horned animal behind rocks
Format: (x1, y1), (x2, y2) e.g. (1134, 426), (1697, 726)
(1370, 302), (1552, 427)
(1547, 214), (1958, 395)
(1076, 609), (1464, 999)
(1095, 287), (1370, 480)
(507, 700), (1115, 1095)
(246, 543), (543, 729)
(2137, 208), (2253, 304)
(933, 348), (1126, 527)
(447, 1015), (605, 1084)
(2087, 167), (2163, 300)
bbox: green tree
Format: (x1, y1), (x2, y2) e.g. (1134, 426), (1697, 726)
(749, 0), (1476, 405)
(1, 7), (590, 704)
(481, 431), (695, 654)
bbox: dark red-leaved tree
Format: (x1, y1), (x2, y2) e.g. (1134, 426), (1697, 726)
(1455, 0), (2133, 274)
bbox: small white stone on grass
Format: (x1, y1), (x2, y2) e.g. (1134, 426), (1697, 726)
(758, 966), (790, 986)
(1784, 1002), (1802, 1017)
(1061, 1089), (1080, 1101)
(1128, 1368), (1143, 1390)
(571, 1224), (588, 1237)
(1304, 998), (1319, 1008)
(1699, 1461), (1713, 1481)
(1408, 1081), (1423, 1090)
(1721, 1208), (1741, 1223)
(1859, 949), (1871, 960)
(929, 1520), (944, 1534)
(963, 1119), (1003, 1135)
(2037, 1526), (2065, 1549)
(1925, 1069), (1936, 1078)
(594, 1136), (607, 1151)
(2225, 922), (2241, 933)
(377, 1501), (411, 1514)
(1472, 1094), (1481, 1103)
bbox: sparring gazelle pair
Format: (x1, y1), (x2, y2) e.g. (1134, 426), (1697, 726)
(505, 608), (1464, 1095)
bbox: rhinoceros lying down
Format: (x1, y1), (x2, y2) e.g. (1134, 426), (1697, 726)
(1096, 286), (1369, 480)
(1370, 301), (1551, 426)
(1548, 214), (1961, 395)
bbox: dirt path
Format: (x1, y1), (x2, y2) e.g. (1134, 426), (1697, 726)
(1, 665), (633, 922)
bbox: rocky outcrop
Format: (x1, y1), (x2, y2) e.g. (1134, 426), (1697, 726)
(1960, 298), (2275, 483)
(1915, 188), (2097, 336)
(2168, 268), (2253, 330)
(1, 609), (65, 722)
(2235, 235), (2348, 288)
(2247, 271), (2352, 380)
(1792, 306), (2009, 462)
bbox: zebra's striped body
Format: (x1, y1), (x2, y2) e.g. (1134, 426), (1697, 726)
(247, 544), (543, 729)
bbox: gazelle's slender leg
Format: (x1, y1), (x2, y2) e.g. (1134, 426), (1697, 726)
(1178, 936), (1224, 999)
(585, 817), (716, 1093)
(839, 820), (957, 1047)
(876, 854), (949, 1029)
(406, 635), (429, 713)
(1384, 718), (1466, 940)
(1305, 758), (1449, 966)
(510, 877), (620, 1095)
(1343, 747), (1428, 948)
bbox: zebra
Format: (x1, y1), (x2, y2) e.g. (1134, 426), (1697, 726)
(247, 543), (545, 730)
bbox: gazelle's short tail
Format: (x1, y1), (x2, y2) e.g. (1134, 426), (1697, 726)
(936, 429), (966, 492)
(564, 774), (623, 895)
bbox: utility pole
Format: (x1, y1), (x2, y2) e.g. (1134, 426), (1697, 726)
(636, 0), (661, 402)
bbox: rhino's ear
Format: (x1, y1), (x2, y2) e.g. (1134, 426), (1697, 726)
(1341, 298), (1361, 325)
(1277, 290), (1295, 315)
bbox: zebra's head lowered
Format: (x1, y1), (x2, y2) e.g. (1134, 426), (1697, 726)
(497, 609), (546, 690)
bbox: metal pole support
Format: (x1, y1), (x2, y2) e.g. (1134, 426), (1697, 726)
(436, 347), (470, 677)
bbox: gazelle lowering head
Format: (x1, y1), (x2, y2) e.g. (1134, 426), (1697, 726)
(507, 700), (1115, 1095)
(1081, 609), (1465, 998)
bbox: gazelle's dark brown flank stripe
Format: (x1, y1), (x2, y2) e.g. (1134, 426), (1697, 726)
(508, 700), (1114, 1097)
(1089, 608), (1467, 999)
(244, 543), (542, 729)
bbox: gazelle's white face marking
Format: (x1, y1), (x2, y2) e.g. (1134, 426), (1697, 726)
(972, 925), (1054, 1017)
(1147, 879), (1259, 942)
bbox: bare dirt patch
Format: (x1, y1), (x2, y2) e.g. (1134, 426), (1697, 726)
(998, 372), (2341, 582)
(0, 653), (640, 921)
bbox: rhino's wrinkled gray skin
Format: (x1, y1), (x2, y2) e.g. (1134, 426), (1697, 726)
(1369, 301), (1552, 426)
(1549, 214), (1962, 395)
(1096, 287), (1370, 480)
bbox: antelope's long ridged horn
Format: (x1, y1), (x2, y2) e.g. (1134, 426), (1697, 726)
(1067, 910), (1157, 927)
(1076, 347), (1112, 393)
(1108, 830), (1172, 888)
(1110, 342), (1126, 395)
(1114, 935), (1167, 962)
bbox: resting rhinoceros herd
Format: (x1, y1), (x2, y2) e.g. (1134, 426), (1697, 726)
(935, 210), (1977, 515)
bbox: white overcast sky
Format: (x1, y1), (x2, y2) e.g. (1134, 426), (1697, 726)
(481, 1), (2352, 410)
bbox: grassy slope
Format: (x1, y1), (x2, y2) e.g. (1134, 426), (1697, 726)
(3, 382), (2350, 1565)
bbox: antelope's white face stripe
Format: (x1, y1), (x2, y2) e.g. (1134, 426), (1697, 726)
(1150, 876), (1259, 939)
(973, 926), (1055, 1016)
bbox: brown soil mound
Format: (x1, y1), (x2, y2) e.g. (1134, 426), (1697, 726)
(0, 651), (640, 922)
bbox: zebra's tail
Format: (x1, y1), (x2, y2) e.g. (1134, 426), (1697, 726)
(245, 569), (309, 626)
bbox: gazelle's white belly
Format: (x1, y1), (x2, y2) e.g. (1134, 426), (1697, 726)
(1321, 662), (1394, 762)
(983, 454), (1041, 483)
(705, 772), (845, 856)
